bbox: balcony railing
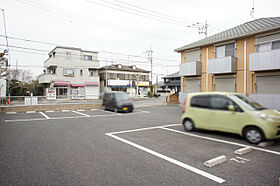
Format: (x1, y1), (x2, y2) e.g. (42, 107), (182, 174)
(179, 61), (201, 76)
(38, 74), (57, 84)
(208, 56), (237, 74)
(249, 49), (280, 71)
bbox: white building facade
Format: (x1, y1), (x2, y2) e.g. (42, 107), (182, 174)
(99, 64), (150, 97)
(39, 46), (100, 99)
(0, 57), (7, 97)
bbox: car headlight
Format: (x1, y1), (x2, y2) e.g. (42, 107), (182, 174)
(258, 113), (275, 122)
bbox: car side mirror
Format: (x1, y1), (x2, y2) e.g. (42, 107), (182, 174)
(228, 105), (236, 111)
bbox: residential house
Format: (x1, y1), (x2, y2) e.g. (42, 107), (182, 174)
(175, 17), (280, 109)
(162, 72), (181, 93)
(39, 46), (100, 99)
(99, 64), (150, 97)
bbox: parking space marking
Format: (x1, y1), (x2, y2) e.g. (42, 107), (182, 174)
(160, 127), (280, 156)
(61, 110), (70, 112)
(106, 133), (225, 184)
(4, 109), (150, 123)
(45, 110), (54, 113)
(6, 112), (17, 114)
(72, 110), (90, 117)
(107, 124), (180, 135)
(39, 112), (50, 119)
(26, 111), (36, 114)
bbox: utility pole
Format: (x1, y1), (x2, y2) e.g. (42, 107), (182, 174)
(144, 48), (153, 85)
(198, 20), (208, 38)
(1, 8), (10, 100)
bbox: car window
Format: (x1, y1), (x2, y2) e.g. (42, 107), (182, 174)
(209, 95), (243, 112)
(190, 95), (210, 109)
(210, 96), (233, 110)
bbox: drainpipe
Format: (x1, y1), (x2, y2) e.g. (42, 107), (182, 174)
(244, 41), (247, 94)
(206, 48), (208, 92)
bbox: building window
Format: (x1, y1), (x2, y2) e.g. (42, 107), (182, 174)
(66, 51), (71, 59)
(257, 43), (271, 52)
(216, 45), (225, 58)
(225, 43), (235, 57)
(216, 43), (235, 58)
(63, 69), (74, 76)
(89, 70), (97, 77)
(272, 40), (280, 50)
(80, 69), (83, 76)
(83, 55), (92, 61)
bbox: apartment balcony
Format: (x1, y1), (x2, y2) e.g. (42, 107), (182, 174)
(208, 56), (237, 74)
(38, 74), (57, 84)
(164, 79), (181, 87)
(249, 49), (280, 71)
(179, 61), (201, 76)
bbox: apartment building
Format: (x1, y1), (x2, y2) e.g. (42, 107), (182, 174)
(162, 72), (181, 93)
(175, 17), (280, 109)
(99, 64), (150, 97)
(39, 46), (100, 99)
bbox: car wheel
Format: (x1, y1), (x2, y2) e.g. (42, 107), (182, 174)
(244, 127), (264, 144)
(183, 119), (195, 131)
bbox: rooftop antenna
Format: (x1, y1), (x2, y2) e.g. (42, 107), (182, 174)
(250, 0), (255, 19)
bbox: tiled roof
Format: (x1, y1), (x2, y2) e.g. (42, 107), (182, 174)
(99, 64), (149, 73)
(175, 17), (280, 52)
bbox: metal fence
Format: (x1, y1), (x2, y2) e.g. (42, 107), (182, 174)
(0, 96), (48, 106)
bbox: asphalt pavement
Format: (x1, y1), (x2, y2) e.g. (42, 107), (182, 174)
(0, 104), (279, 185)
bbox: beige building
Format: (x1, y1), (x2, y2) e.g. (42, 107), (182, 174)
(39, 46), (100, 99)
(99, 64), (150, 97)
(175, 17), (280, 109)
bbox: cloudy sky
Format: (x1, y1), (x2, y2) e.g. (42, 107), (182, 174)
(0, 0), (279, 82)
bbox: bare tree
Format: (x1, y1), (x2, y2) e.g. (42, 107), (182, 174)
(8, 69), (33, 82)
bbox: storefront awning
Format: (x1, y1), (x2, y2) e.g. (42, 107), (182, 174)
(54, 81), (70, 86)
(71, 84), (85, 87)
(85, 82), (99, 86)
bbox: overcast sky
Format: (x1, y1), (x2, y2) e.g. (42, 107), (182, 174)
(0, 0), (279, 82)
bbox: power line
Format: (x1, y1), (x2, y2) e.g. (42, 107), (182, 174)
(86, 0), (194, 27)
(111, 0), (196, 24)
(14, 0), (181, 43)
(0, 45), (179, 68)
(0, 35), (181, 63)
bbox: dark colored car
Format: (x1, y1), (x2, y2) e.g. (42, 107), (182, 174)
(102, 91), (134, 113)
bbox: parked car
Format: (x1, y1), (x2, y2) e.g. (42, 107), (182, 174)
(102, 91), (134, 113)
(181, 92), (280, 144)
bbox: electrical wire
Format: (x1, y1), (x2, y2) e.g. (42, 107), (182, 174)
(0, 35), (182, 62)
(14, 0), (181, 43)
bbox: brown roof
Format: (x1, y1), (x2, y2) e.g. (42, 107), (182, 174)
(99, 64), (149, 73)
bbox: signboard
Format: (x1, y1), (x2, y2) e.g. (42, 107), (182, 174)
(137, 81), (150, 86)
(47, 87), (56, 100)
(108, 80), (130, 86)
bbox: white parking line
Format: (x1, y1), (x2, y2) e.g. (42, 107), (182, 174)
(72, 110), (90, 117)
(45, 110), (54, 113)
(4, 110), (150, 123)
(107, 124), (180, 135)
(39, 112), (50, 119)
(6, 112), (17, 114)
(160, 127), (280, 156)
(106, 133), (225, 184)
(26, 111), (36, 114)
(77, 109), (85, 112)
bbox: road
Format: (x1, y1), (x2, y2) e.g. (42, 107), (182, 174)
(0, 104), (280, 185)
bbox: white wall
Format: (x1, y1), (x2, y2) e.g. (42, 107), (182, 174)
(0, 79), (6, 97)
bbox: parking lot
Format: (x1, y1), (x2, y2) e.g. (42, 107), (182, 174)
(0, 105), (280, 185)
